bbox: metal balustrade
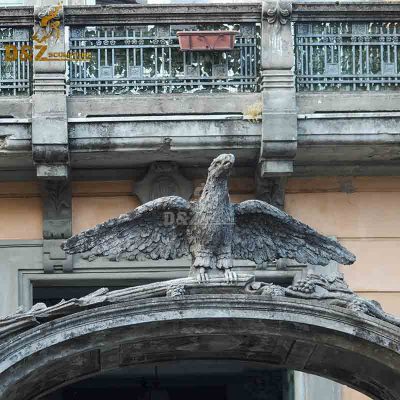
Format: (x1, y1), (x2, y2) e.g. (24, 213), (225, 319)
(0, 28), (31, 96)
(295, 22), (400, 91)
(68, 23), (260, 95)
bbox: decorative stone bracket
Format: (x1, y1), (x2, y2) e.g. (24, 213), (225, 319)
(41, 180), (73, 273)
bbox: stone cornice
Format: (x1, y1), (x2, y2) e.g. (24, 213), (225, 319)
(293, 1), (400, 22)
(64, 3), (262, 26)
(0, 7), (33, 27)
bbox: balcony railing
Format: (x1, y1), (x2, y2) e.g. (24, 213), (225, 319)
(1, 2), (400, 96)
(69, 23), (260, 95)
(0, 27), (31, 96)
(293, 1), (400, 92)
(295, 22), (400, 91)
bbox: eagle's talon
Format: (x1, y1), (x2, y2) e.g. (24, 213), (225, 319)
(217, 255), (232, 270)
(197, 267), (209, 284)
(193, 254), (212, 269)
(224, 269), (237, 284)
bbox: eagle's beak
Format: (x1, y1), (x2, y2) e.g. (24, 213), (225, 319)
(222, 154), (235, 169)
(223, 160), (233, 168)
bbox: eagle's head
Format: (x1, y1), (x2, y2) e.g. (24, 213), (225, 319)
(208, 153), (235, 180)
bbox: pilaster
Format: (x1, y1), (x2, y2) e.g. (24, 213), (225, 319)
(30, 2), (72, 272)
(31, 1), (69, 180)
(260, 0), (297, 177)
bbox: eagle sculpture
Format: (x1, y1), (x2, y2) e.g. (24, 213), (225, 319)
(62, 154), (356, 282)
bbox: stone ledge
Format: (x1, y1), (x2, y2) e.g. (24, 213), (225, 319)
(64, 3), (262, 25)
(293, 1), (400, 22)
(2, 273), (400, 344)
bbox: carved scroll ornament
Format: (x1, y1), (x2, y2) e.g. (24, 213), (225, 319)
(263, 0), (292, 25)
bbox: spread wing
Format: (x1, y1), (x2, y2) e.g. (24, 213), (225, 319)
(62, 196), (192, 262)
(233, 200), (355, 266)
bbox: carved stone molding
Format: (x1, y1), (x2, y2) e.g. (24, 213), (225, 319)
(43, 239), (72, 273)
(33, 144), (69, 164)
(133, 161), (193, 203)
(261, 69), (295, 90)
(263, 0), (292, 25)
(2, 273), (400, 340)
(246, 272), (400, 328)
(41, 180), (72, 239)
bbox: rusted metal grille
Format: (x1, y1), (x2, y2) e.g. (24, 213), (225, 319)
(0, 28), (31, 96)
(295, 22), (400, 91)
(68, 23), (260, 95)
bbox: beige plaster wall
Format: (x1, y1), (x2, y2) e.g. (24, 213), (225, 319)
(0, 178), (256, 239)
(72, 178), (255, 234)
(285, 176), (400, 400)
(72, 181), (140, 234)
(0, 182), (42, 240)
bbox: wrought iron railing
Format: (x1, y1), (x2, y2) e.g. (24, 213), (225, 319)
(0, 27), (31, 96)
(68, 23), (260, 95)
(295, 21), (400, 91)
(3, 3), (400, 96)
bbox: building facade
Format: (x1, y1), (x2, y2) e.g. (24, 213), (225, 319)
(0, 0), (400, 399)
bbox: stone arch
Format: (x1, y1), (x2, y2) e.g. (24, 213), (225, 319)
(1, 295), (400, 400)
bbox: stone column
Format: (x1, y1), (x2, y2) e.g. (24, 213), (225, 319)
(260, 0), (297, 177)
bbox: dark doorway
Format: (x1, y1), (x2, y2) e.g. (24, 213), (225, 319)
(42, 361), (292, 400)
(63, 385), (227, 400)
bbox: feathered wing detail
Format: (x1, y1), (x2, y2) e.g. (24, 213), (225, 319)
(233, 200), (356, 266)
(62, 196), (192, 262)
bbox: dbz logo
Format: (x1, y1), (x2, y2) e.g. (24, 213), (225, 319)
(32, 1), (63, 44)
(5, 2), (91, 63)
